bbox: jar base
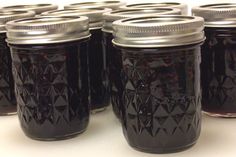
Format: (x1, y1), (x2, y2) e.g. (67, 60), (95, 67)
(91, 107), (107, 114)
(0, 111), (17, 116)
(203, 111), (236, 118)
(23, 128), (87, 141)
(128, 141), (197, 154)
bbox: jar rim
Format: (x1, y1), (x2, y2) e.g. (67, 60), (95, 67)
(112, 15), (205, 48)
(0, 10), (35, 33)
(102, 8), (181, 33)
(1, 4), (58, 14)
(41, 8), (112, 29)
(64, 1), (126, 10)
(192, 3), (236, 27)
(6, 16), (91, 44)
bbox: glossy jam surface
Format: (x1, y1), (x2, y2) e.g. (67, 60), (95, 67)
(10, 40), (90, 140)
(0, 33), (16, 115)
(89, 29), (110, 111)
(201, 28), (236, 117)
(117, 45), (201, 153)
(103, 32), (123, 118)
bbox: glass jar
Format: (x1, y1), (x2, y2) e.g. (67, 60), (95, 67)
(192, 3), (236, 117)
(64, 1), (126, 10)
(102, 8), (181, 118)
(6, 16), (91, 140)
(120, 2), (188, 15)
(112, 15), (205, 153)
(1, 4), (58, 15)
(42, 8), (111, 113)
(0, 10), (35, 116)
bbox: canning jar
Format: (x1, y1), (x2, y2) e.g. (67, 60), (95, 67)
(1, 4), (58, 15)
(0, 10), (35, 116)
(193, 3), (236, 117)
(120, 2), (188, 15)
(42, 8), (111, 113)
(64, 1), (126, 10)
(6, 16), (91, 140)
(112, 15), (205, 153)
(102, 8), (181, 118)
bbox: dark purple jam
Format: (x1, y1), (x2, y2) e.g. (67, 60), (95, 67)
(89, 29), (110, 112)
(9, 39), (90, 140)
(102, 32), (123, 118)
(201, 27), (236, 116)
(0, 33), (16, 115)
(116, 44), (202, 153)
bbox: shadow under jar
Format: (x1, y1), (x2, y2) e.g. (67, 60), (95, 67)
(112, 15), (205, 153)
(193, 3), (236, 117)
(1, 4), (58, 15)
(6, 16), (91, 140)
(0, 10), (35, 116)
(119, 2), (188, 15)
(102, 8), (181, 118)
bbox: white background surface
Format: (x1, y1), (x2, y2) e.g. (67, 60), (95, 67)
(1, 0), (236, 157)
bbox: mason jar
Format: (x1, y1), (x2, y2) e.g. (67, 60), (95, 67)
(64, 1), (126, 10)
(1, 4), (58, 15)
(192, 3), (236, 117)
(102, 8), (181, 118)
(6, 16), (91, 140)
(0, 10), (35, 116)
(42, 8), (111, 113)
(112, 15), (205, 153)
(120, 2), (188, 15)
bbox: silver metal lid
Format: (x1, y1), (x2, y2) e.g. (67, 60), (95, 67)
(41, 8), (111, 29)
(64, 1), (126, 10)
(6, 16), (91, 45)
(192, 3), (236, 27)
(103, 8), (181, 33)
(1, 4), (58, 14)
(112, 15), (205, 48)
(120, 2), (188, 15)
(0, 10), (35, 33)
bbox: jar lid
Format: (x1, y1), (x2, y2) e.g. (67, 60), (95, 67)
(192, 3), (236, 27)
(0, 10), (35, 33)
(6, 16), (91, 45)
(120, 2), (188, 15)
(103, 8), (181, 33)
(41, 8), (111, 29)
(112, 15), (205, 48)
(64, 1), (126, 10)
(1, 4), (58, 14)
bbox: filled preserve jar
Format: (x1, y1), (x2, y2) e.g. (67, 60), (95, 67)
(0, 10), (35, 116)
(112, 15), (205, 153)
(120, 2), (188, 15)
(102, 8), (181, 118)
(1, 4), (58, 15)
(42, 8), (111, 113)
(192, 3), (236, 117)
(6, 16), (91, 140)
(64, 1), (126, 10)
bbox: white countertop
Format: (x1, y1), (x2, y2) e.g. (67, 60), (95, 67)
(1, 107), (236, 157)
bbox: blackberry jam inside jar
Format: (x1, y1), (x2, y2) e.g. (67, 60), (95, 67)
(42, 8), (111, 113)
(64, 1), (126, 10)
(1, 4), (58, 15)
(102, 8), (181, 118)
(112, 15), (205, 153)
(193, 3), (236, 117)
(120, 2), (188, 15)
(6, 16), (91, 140)
(0, 10), (35, 116)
